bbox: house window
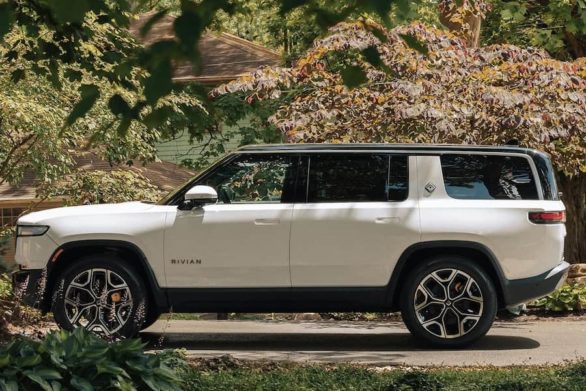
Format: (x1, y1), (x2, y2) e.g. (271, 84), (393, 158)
(1, 208), (24, 227)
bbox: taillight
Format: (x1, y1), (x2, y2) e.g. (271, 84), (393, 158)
(529, 211), (566, 224)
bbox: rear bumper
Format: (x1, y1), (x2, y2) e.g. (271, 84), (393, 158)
(11, 268), (46, 308)
(503, 261), (570, 306)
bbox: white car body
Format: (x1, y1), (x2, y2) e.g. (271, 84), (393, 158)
(13, 144), (569, 344)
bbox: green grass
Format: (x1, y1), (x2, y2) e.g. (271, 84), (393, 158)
(179, 359), (586, 390)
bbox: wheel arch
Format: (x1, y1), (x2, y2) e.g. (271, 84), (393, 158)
(41, 240), (168, 313)
(387, 241), (507, 310)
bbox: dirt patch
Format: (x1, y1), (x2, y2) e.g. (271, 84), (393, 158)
(0, 298), (56, 343)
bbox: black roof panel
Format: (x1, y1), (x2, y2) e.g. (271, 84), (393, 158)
(236, 143), (538, 155)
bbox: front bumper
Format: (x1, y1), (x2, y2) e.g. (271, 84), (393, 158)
(503, 261), (570, 306)
(11, 268), (46, 308)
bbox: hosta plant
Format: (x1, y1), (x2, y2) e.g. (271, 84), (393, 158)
(0, 327), (182, 391)
(533, 283), (586, 312)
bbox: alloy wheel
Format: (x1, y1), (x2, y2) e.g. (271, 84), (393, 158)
(63, 268), (133, 336)
(414, 268), (484, 339)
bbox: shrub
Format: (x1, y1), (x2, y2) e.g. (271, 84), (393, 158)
(0, 328), (182, 390)
(533, 283), (586, 312)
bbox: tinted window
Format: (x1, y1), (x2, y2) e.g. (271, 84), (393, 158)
(203, 154), (294, 203)
(307, 154), (408, 202)
(440, 154), (539, 200)
(534, 154), (559, 201)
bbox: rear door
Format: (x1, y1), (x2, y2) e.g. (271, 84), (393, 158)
(289, 153), (420, 287)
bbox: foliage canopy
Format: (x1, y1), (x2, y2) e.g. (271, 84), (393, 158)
(213, 20), (586, 175)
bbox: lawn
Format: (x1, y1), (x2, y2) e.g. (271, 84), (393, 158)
(179, 356), (586, 390)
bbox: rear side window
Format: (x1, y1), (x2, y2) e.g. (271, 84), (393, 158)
(440, 154), (539, 200)
(307, 154), (408, 202)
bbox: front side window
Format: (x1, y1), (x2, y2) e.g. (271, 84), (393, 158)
(440, 154), (539, 200)
(202, 154), (294, 204)
(307, 154), (408, 203)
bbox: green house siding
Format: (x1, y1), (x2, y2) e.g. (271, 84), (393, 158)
(156, 119), (249, 165)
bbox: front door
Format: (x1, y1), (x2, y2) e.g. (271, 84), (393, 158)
(164, 153), (297, 288)
(290, 154), (420, 287)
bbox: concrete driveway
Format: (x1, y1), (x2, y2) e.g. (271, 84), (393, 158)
(142, 319), (585, 367)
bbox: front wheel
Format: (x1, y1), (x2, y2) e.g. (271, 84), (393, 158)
(400, 256), (498, 348)
(52, 254), (147, 339)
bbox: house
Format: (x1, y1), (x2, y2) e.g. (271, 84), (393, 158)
(130, 12), (281, 164)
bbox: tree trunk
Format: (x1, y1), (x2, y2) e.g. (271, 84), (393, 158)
(557, 173), (586, 264)
(438, 0), (485, 48)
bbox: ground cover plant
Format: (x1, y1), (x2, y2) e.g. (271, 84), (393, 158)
(180, 356), (586, 391)
(0, 327), (182, 391)
(533, 283), (586, 312)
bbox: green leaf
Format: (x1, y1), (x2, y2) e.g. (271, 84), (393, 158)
(16, 354), (42, 368)
(109, 94), (131, 117)
(0, 352), (10, 367)
(9, 69), (24, 83)
(24, 372), (52, 391)
(116, 118), (132, 136)
(280, 0), (308, 14)
(0, 2), (14, 39)
(361, 47), (391, 74)
(49, 0), (90, 24)
(340, 65), (367, 88)
(48, 60), (61, 90)
(140, 10), (168, 37)
(66, 84), (100, 125)
(64, 69), (83, 82)
(174, 11), (202, 51)
(144, 60), (173, 105)
(143, 107), (173, 128)
(71, 376), (94, 391)
(362, 0), (392, 25)
(33, 368), (62, 380)
(398, 33), (429, 56)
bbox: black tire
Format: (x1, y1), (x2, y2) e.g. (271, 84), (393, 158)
(52, 254), (148, 339)
(140, 308), (161, 331)
(400, 256), (497, 348)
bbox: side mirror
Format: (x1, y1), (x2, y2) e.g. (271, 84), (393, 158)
(180, 185), (218, 210)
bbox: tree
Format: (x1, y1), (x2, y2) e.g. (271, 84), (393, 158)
(0, 0), (417, 134)
(438, 0), (491, 48)
(0, 13), (206, 188)
(212, 20), (586, 262)
(37, 170), (163, 206)
(483, 0), (586, 60)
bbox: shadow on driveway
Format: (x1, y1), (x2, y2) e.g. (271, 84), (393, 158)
(141, 330), (540, 352)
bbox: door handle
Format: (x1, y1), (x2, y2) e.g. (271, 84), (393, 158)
(254, 218), (280, 225)
(375, 217), (400, 224)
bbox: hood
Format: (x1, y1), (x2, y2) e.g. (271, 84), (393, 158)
(17, 202), (156, 225)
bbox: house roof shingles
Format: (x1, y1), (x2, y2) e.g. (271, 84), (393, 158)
(129, 12), (281, 84)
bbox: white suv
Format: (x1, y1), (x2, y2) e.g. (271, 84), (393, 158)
(13, 144), (568, 347)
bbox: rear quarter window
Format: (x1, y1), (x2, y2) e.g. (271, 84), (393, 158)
(440, 154), (539, 200)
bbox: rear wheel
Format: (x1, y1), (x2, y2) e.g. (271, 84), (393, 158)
(52, 254), (147, 339)
(400, 256), (497, 348)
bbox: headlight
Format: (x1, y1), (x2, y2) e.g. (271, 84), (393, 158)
(16, 225), (49, 237)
